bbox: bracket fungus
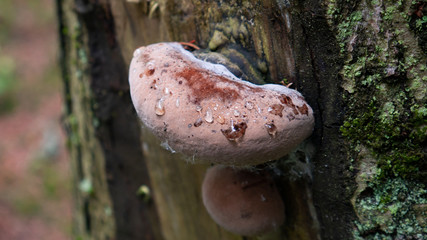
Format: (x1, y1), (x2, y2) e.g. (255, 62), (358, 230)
(202, 166), (284, 236)
(129, 42), (314, 165)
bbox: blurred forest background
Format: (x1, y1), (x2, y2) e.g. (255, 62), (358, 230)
(0, 0), (71, 239)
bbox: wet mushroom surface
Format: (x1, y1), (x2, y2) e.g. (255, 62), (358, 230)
(129, 42), (314, 165)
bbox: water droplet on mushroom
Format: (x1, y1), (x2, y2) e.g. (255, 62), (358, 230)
(265, 123), (277, 137)
(155, 98), (165, 116)
(145, 62), (156, 76)
(217, 115), (225, 124)
(245, 101), (254, 110)
(175, 97), (180, 108)
(164, 87), (170, 95)
(205, 108), (214, 123)
(132, 68), (137, 73)
(221, 122), (248, 142)
(196, 105), (203, 112)
(233, 109), (240, 117)
(146, 61), (155, 69)
(133, 48), (141, 57)
(160, 141), (176, 153)
(212, 103), (219, 111)
(194, 118), (203, 127)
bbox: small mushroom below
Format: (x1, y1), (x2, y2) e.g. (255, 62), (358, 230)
(202, 166), (285, 236)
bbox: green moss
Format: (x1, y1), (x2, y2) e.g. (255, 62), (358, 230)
(353, 178), (427, 239)
(341, 96), (426, 181)
(329, 0), (427, 237)
(336, 11), (362, 53)
(336, 0), (426, 182)
(415, 16), (427, 31)
(383, 4), (399, 22)
(66, 114), (80, 147)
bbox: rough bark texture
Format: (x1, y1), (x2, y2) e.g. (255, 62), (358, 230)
(58, 0), (426, 239)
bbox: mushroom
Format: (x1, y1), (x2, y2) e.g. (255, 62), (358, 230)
(202, 166), (284, 236)
(129, 42), (314, 165)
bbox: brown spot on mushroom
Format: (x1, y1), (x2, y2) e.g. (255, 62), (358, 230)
(297, 104), (309, 115)
(267, 104), (284, 117)
(278, 94), (291, 105)
(279, 94), (299, 115)
(221, 122), (247, 142)
(264, 123), (278, 137)
(202, 166), (285, 236)
(175, 67), (241, 104)
(146, 68), (155, 76)
(292, 108), (299, 115)
(139, 73), (143, 78)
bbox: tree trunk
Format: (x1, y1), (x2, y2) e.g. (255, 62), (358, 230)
(57, 0), (426, 239)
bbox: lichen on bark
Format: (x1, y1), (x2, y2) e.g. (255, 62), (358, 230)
(326, 0), (427, 238)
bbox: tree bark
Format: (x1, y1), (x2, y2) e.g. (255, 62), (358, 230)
(58, 0), (426, 239)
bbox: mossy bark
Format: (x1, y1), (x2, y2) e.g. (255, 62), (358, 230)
(326, 0), (427, 239)
(58, 0), (426, 239)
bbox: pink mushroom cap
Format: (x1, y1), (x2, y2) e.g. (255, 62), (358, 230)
(202, 166), (285, 236)
(129, 42), (314, 165)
